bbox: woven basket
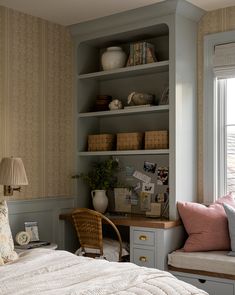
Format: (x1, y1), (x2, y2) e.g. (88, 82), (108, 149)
(117, 132), (143, 150)
(145, 130), (168, 149)
(88, 134), (115, 151)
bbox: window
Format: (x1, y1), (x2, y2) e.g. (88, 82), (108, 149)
(216, 78), (235, 196)
(204, 31), (235, 203)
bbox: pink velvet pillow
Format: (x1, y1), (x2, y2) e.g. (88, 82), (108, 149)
(178, 194), (235, 252)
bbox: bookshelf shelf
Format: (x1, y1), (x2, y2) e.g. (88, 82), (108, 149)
(78, 105), (169, 118)
(78, 61), (169, 81)
(78, 149), (170, 156)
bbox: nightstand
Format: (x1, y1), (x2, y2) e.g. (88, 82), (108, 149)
(15, 242), (58, 254)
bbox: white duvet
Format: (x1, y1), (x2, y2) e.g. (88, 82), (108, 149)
(0, 249), (207, 295)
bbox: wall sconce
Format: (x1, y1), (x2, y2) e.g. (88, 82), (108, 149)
(0, 157), (28, 196)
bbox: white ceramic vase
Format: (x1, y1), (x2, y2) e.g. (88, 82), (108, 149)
(91, 190), (108, 213)
(101, 47), (126, 71)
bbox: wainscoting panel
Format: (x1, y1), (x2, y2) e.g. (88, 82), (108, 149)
(8, 196), (77, 251)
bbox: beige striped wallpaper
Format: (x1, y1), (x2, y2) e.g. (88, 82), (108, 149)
(0, 6), (74, 199)
(197, 7), (235, 202)
(1, 4), (235, 202)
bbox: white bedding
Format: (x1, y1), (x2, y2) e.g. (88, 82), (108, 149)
(0, 249), (208, 295)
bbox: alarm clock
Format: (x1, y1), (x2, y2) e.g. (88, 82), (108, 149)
(15, 231), (30, 246)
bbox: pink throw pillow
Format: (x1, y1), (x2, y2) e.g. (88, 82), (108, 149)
(178, 194), (235, 252)
(215, 193), (235, 206)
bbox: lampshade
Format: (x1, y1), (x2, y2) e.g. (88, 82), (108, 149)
(0, 157), (28, 186)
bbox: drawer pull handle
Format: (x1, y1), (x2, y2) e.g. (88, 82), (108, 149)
(139, 235), (148, 241)
(139, 256), (147, 262)
(198, 279), (206, 284)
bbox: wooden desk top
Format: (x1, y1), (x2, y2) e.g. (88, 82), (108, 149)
(59, 212), (180, 229)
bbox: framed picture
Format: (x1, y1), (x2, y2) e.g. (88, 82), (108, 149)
(24, 221), (39, 242)
(114, 188), (131, 213)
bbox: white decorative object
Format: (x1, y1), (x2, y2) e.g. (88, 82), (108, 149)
(109, 99), (123, 110)
(91, 190), (108, 213)
(15, 231), (30, 246)
(101, 47), (126, 71)
(127, 91), (154, 105)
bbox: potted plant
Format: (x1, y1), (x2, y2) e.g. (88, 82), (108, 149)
(73, 158), (119, 213)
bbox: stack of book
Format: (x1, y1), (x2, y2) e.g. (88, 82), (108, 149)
(127, 41), (157, 66)
(95, 95), (112, 111)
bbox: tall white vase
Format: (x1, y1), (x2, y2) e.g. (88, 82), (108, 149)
(101, 47), (126, 71)
(91, 190), (108, 213)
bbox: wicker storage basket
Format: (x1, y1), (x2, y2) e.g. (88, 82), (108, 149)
(145, 130), (168, 149)
(117, 132), (143, 150)
(88, 134), (115, 151)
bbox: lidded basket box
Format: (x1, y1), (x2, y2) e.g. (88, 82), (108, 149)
(145, 130), (168, 149)
(117, 132), (143, 150)
(88, 134), (115, 151)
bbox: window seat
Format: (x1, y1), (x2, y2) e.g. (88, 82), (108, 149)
(168, 251), (235, 294)
(168, 251), (235, 279)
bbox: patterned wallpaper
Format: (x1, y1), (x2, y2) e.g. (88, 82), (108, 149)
(198, 7), (235, 202)
(0, 6), (74, 199)
(1, 4), (234, 202)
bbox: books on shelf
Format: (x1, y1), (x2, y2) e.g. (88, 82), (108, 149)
(127, 41), (157, 66)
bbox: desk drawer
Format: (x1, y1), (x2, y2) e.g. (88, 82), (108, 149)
(133, 248), (155, 268)
(133, 229), (155, 246)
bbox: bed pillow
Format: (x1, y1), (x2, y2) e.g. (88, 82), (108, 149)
(223, 203), (235, 256)
(178, 195), (235, 252)
(0, 201), (18, 263)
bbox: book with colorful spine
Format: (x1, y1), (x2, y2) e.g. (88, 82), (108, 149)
(126, 41), (157, 66)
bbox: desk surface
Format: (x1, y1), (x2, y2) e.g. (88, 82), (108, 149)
(59, 212), (180, 229)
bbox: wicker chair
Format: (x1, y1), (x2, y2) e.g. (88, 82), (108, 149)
(72, 208), (124, 262)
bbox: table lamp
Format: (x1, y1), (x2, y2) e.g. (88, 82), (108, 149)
(0, 157), (28, 196)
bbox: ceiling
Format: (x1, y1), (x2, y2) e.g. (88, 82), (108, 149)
(0, 0), (234, 26)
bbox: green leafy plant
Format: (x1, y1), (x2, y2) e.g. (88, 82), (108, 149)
(73, 158), (119, 191)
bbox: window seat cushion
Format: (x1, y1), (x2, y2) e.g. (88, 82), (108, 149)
(168, 251), (235, 277)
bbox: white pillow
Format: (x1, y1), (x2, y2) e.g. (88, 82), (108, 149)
(75, 238), (129, 262)
(224, 203), (235, 256)
(0, 201), (18, 263)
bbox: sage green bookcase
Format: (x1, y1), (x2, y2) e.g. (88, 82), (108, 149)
(70, 0), (204, 220)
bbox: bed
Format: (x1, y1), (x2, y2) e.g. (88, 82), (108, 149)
(1, 248), (208, 295)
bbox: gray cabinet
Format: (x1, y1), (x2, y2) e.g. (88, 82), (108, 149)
(70, 0), (204, 219)
(130, 225), (185, 270)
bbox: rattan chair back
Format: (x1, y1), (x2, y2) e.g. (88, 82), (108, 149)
(72, 208), (123, 261)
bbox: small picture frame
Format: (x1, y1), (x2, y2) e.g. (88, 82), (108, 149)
(24, 221), (39, 242)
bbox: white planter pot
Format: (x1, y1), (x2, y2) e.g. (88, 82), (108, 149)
(91, 190), (108, 213)
(101, 46), (126, 71)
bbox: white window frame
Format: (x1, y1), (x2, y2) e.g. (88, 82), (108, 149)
(203, 30), (235, 204)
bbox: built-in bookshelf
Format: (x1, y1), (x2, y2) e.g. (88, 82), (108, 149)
(70, 0), (203, 220)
